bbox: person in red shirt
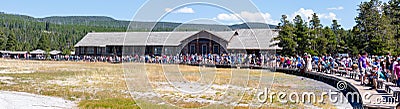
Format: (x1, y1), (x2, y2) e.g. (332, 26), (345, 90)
(394, 58), (400, 86)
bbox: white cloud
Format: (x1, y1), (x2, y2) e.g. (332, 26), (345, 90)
(216, 13), (240, 21)
(165, 7), (195, 14)
(214, 8), (340, 25)
(319, 12), (339, 20)
(215, 11), (280, 24)
(292, 8), (315, 20)
(290, 8), (339, 21)
(327, 6), (344, 10)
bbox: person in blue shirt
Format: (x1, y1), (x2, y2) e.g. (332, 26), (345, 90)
(297, 56), (302, 68)
(373, 57), (380, 66)
(372, 65), (386, 90)
(313, 56), (319, 66)
(325, 58), (335, 74)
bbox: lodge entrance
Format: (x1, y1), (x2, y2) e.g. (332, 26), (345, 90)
(246, 49), (260, 56)
(181, 38), (226, 55)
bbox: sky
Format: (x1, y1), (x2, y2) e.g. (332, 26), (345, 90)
(0, 0), (390, 29)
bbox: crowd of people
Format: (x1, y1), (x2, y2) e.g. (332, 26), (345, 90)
(31, 53), (277, 66)
(275, 52), (400, 90)
(2, 51), (400, 89)
(1, 53), (278, 66)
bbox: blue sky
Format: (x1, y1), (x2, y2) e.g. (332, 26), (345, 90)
(0, 0), (389, 29)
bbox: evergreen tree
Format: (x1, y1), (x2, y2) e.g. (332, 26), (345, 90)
(356, 0), (396, 55)
(323, 26), (337, 55)
(331, 20), (348, 53)
(383, 0), (400, 55)
(37, 34), (50, 52)
(309, 13), (322, 54)
(271, 15), (297, 56)
(354, 0), (386, 54)
(370, 13), (395, 55)
(0, 30), (6, 50)
(6, 32), (17, 51)
(293, 15), (312, 55)
(310, 13), (322, 29)
(271, 0), (400, 56)
(315, 33), (328, 55)
(22, 42), (32, 52)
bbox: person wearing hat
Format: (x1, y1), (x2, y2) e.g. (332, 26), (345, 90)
(393, 58), (400, 87)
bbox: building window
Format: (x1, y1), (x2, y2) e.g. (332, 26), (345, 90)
(80, 47), (85, 54)
(87, 47), (94, 54)
(133, 47), (140, 55)
(116, 47), (122, 55)
(190, 44), (196, 54)
(213, 45), (219, 54)
(154, 47), (162, 56)
(106, 47), (112, 54)
(97, 48), (102, 54)
(164, 48), (169, 55)
(202, 44), (208, 55)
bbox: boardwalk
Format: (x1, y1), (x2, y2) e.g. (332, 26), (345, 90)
(273, 67), (398, 109)
(191, 64), (398, 108)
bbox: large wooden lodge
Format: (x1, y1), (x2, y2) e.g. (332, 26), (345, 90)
(74, 29), (280, 56)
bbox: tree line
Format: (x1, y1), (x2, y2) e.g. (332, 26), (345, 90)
(272, 0), (400, 56)
(0, 13), (127, 54)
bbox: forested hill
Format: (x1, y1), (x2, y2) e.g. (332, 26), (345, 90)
(38, 16), (130, 28)
(38, 16), (276, 30)
(1, 12), (277, 30)
(0, 12), (276, 54)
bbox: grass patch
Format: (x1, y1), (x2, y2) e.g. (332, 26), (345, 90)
(78, 98), (139, 109)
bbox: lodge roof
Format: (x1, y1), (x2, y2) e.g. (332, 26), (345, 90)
(74, 29), (281, 50)
(30, 49), (46, 54)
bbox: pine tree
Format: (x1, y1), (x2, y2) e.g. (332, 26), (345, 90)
(384, 0), (400, 55)
(354, 0), (387, 54)
(309, 13), (322, 54)
(37, 34), (50, 52)
(293, 15), (311, 55)
(371, 13), (395, 55)
(0, 30), (6, 50)
(271, 15), (297, 56)
(315, 33), (328, 55)
(6, 32), (17, 51)
(321, 26), (337, 55)
(310, 13), (322, 30)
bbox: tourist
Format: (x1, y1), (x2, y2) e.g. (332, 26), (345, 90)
(372, 65), (385, 89)
(383, 54), (390, 77)
(296, 55), (303, 69)
(394, 58), (400, 87)
(393, 57), (399, 74)
(359, 52), (369, 85)
(317, 55), (324, 72)
(327, 58), (336, 74)
(304, 54), (311, 72)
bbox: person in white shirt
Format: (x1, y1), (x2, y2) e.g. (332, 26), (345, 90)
(307, 55), (312, 72)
